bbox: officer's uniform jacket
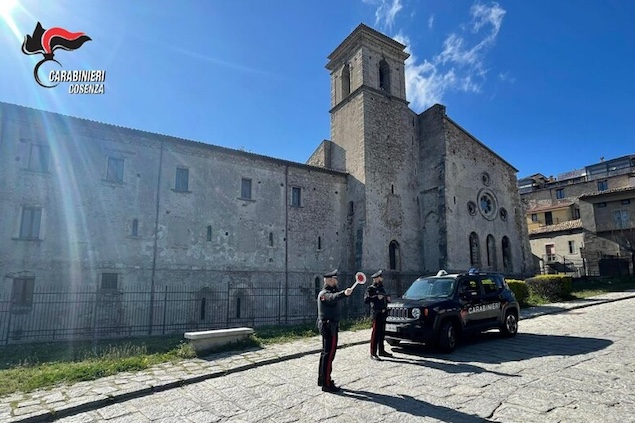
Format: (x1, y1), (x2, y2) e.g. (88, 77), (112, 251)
(364, 282), (389, 317)
(317, 285), (348, 322)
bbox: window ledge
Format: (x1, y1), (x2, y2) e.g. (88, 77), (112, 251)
(290, 204), (303, 208)
(238, 197), (255, 202)
(172, 189), (192, 194)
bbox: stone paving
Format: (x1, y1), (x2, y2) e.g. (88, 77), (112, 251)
(2, 291), (635, 423)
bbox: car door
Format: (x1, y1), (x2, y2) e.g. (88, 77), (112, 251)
(479, 275), (503, 324)
(458, 276), (485, 329)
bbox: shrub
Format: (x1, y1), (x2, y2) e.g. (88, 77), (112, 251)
(525, 275), (573, 301)
(506, 279), (529, 306)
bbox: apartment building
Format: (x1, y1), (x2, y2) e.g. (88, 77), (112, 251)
(519, 155), (635, 276)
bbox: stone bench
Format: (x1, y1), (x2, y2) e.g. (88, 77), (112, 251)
(184, 327), (255, 356)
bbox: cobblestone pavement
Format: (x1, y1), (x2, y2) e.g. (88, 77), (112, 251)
(2, 291), (635, 423)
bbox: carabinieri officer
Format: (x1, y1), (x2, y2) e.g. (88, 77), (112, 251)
(364, 269), (393, 360)
(317, 269), (352, 393)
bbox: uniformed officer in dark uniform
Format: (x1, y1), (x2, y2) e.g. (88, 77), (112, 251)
(364, 269), (393, 360)
(317, 269), (352, 393)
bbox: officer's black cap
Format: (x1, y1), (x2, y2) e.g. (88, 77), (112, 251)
(371, 269), (383, 278)
(323, 269), (338, 278)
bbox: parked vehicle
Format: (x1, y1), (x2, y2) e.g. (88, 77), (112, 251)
(385, 269), (520, 352)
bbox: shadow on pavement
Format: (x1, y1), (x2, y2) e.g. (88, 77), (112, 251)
(340, 389), (494, 422)
(380, 356), (519, 378)
(394, 332), (613, 365)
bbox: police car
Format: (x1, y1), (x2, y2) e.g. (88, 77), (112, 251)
(385, 269), (519, 353)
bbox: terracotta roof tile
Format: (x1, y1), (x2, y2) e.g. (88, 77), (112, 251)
(526, 201), (574, 213)
(529, 219), (583, 235)
(579, 185), (635, 199)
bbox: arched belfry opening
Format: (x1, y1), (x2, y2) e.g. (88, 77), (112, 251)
(341, 63), (351, 97)
(379, 59), (390, 94)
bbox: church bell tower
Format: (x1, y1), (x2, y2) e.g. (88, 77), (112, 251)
(325, 24), (421, 275)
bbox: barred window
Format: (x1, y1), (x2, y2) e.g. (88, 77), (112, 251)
(101, 273), (119, 290)
(11, 278), (35, 306)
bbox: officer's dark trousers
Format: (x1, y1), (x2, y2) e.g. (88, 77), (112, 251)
(370, 311), (387, 355)
(317, 320), (338, 387)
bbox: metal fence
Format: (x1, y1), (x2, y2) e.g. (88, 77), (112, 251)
(0, 283), (371, 345)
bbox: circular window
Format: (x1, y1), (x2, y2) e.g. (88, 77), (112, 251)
(500, 207), (508, 221)
(467, 201), (477, 216)
(481, 172), (491, 186)
(477, 189), (498, 221)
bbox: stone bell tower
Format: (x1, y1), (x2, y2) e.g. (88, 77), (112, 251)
(325, 24), (422, 275)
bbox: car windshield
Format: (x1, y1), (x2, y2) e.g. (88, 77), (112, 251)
(402, 277), (456, 300)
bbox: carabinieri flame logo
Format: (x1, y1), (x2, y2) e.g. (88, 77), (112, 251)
(21, 22), (92, 88)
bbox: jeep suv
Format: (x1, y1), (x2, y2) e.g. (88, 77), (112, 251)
(385, 269), (519, 353)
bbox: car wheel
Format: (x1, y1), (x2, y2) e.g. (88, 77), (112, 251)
(437, 321), (457, 353)
(500, 310), (518, 337)
(386, 338), (401, 347)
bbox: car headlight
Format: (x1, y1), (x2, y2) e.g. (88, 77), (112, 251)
(411, 308), (421, 319)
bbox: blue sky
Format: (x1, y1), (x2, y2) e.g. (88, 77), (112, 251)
(1, 0), (633, 179)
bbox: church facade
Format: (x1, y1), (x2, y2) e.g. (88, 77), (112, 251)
(0, 24), (533, 342)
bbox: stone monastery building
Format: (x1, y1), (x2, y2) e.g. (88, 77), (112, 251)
(0, 24), (533, 339)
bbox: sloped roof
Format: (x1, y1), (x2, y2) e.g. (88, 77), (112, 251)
(579, 185), (635, 199)
(529, 219), (583, 236)
(0, 102), (349, 176)
(526, 201), (574, 213)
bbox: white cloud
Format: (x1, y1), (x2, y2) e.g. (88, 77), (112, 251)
(366, 0), (403, 30)
(428, 14), (434, 29)
(498, 71), (516, 84)
(392, 2), (506, 111)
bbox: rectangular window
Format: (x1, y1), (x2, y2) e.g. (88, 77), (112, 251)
(613, 210), (629, 229)
(597, 180), (608, 191)
(545, 244), (556, 262)
(19, 207), (42, 239)
(11, 277), (35, 306)
(531, 214), (538, 222)
(568, 240), (576, 254)
(241, 178), (252, 199)
(101, 273), (119, 290)
(131, 219), (139, 237)
(598, 202), (607, 208)
(556, 188), (564, 199)
(175, 167), (189, 192)
(622, 199), (631, 205)
(106, 157), (124, 182)
(545, 211), (553, 225)
(573, 208), (580, 219)
(291, 187), (301, 206)
(481, 278), (499, 295)
(28, 144), (50, 172)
